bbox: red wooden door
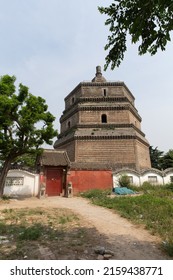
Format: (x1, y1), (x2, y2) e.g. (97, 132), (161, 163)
(46, 168), (63, 196)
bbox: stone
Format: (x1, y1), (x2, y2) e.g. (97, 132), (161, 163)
(103, 254), (113, 260)
(0, 236), (9, 244)
(0, 239), (9, 244)
(104, 249), (114, 256)
(97, 255), (104, 260)
(94, 246), (105, 255)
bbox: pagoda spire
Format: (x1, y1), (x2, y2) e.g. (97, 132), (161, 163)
(92, 65), (107, 82)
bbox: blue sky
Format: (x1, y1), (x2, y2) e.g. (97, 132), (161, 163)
(0, 0), (173, 152)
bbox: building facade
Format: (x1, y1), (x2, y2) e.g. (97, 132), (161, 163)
(54, 66), (151, 171)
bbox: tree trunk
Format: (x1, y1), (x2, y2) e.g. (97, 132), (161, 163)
(0, 158), (12, 197)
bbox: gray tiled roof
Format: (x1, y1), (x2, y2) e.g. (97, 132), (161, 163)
(40, 149), (70, 167)
(70, 162), (136, 171)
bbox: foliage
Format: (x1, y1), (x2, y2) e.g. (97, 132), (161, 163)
(161, 149), (173, 170)
(118, 174), (131, 187)
(0, 74), (57, 195)
(149, 146), (164, 170)
(0, 195), (10, 200)
(98, 1), (173, 69)
(149, 146), (173, 170)
(81, 185), (173, 256)
(10, 153), (38, 169)
(166, 182), (173, 191)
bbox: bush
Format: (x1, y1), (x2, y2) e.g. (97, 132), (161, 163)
(118, 174), (131, 188)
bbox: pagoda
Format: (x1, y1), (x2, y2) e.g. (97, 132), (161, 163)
(54, 66), (151, 171)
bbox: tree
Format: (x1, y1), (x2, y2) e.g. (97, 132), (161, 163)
(10, 153), (38, 170)
(149, 146), (164, 170)
(0, 75), (57, 196)
(161, 149), (173, 170)
(98, 1), (173, 69)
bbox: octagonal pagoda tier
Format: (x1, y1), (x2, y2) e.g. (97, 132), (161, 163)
(54, 66), (151, 171)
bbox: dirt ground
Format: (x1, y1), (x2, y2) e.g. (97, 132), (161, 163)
(0, 196), (172, 260)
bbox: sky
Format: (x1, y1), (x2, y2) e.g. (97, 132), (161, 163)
(0, 0), (173, 153)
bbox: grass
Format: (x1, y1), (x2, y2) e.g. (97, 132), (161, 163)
(81, 183), (173, 257)
(1, 195), (10, 200)
(0, 207), (83, 259)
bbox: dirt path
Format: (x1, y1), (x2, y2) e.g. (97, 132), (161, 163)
(0, 196), (171, 260)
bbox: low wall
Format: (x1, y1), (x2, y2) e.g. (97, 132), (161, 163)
(113, 168), (173, 187)
(67, 170), (113, 194)
(4, 167), (173, 197)
(4, 169), (39, 197)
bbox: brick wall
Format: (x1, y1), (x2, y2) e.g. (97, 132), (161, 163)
(79, 110), (130, 124)
(61, 112), (79, 133)
(65, 88), (82, 110)
(136, 141), (151, 169)
(61, 109), (141, 131)
(67, 170), (113, 194)
(56, 141), (76, 161)
(128, 112), (141, 129)
(76, 139), (136, 164)
(82, 85), (134, 103)
(56, 138), (151, 170)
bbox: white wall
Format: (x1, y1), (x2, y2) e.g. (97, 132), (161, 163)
(113, 168), (173, 187)
(164, 168), (173, 184)
(4, 170), (39, 197)
(141, 170), (163, 185)
(113, 171), (140, 187)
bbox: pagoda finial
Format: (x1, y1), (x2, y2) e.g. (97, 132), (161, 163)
(92, 65), (106, 82)
(96, 65), (102, 76)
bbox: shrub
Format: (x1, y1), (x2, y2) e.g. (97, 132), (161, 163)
(118, 174), (131, 188)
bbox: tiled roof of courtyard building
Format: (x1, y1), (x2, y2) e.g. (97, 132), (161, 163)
(40, 149), (70, 167)
(70, 162), (136, 171)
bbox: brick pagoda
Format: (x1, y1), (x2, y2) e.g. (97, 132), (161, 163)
(54, 66), (151, 171)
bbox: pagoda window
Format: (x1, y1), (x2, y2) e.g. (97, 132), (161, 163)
(72, 97), (75, 104)
(101, 114), (107, 123)
(103, 89), (107, 97)
(67, 121), (71, 128)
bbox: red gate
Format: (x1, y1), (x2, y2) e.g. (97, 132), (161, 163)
(46, 168), (63, 196)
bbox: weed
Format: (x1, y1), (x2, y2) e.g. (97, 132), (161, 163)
(81, 187), (173, 257)
(27, 209), (44, 216)
(0, 221), (7, 234)
(58, 216), (72, 224)
(0, 207), (94, 260)
(2, 209), (13, 214)
(162, 239), (173, 257)
(1, 195), (10, 200)
(165, 183), (173, 191)
(18, 224), (42, 240)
